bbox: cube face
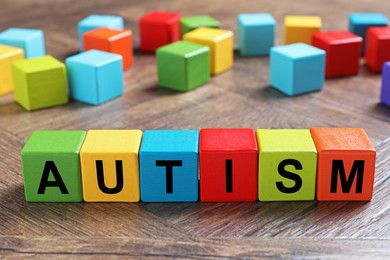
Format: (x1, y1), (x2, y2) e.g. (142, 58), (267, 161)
(310, 128), (376, 201)
(238, 13), (276, 56)
(0, 28), (45, 58)
(284, 16), (322, 44)
(272, 45), (323, 94)
(349, 13), (388, 54)
(0, 44), (24, 95)
(78, 14), (124, 51)
(270, 43), (325, 96)
(140, 130), (199, 202)
(83, 27), (133, 69)
(365, 27), (390, 72)
(199, 129), (258, 202)
(66, 50), (124, 105)
(12, 55), (68, 111)
(180, 15), (220, 37)
(21, 131), (86, 202)
(157, 41), (210, 91)
(140, 11), (183, 52)
(256, 129), (317, 201)
(380, 62), (390, 106)
(312, 31), (362, 78)
(183, 27), (233, 75)
(80, 130), (142, 202)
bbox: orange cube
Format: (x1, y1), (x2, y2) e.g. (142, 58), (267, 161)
(310, 128), (376, 201)
(83, 27), (133, 69)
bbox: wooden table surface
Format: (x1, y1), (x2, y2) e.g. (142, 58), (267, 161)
(1, 0), (390, 258)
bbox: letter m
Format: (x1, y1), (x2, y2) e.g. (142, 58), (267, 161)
(330, 160), (364, 194)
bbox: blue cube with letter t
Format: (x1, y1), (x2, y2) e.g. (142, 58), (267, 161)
(139, 130), (199, 202)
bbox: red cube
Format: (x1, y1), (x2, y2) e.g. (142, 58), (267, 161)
(199, 128), (258, 202)
(365, 27), (390, 72)
(312, 31), (362, 78)
(139, 11), (182, 53)
(83, 27), (133, 69)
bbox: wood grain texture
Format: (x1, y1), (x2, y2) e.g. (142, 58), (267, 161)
(0, 0), (389, 258)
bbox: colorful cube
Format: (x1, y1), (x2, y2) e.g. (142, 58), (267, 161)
(256, 129), (317, 201)
(365, 27), (390, 72)
(12, 55), (68, 111)
(80, 130), (143, 202)
(199, 128), (258, 202)
(312, 31), (362, 78)
(78, 14), (124, 51)
(180, 15), (220, 37)
(237, 13), (276, 56)
(21, 131), (86, 202)
(83, 27), (133, 69)
(349, 13), (388, 54)
(156, 41), (210, 91)
(380, 62), (390, 106)
(183, 27), (233, 75)
(140, 130), (199, 202)
(0, 28), (45, 58)
(0, 44), (24, 95)
(270, 43), (325, 96)
(284, 16), (322, 44)
(66, 50), (123, 105)
(310, 128), (376, 201)
(139, 11), (182, 52)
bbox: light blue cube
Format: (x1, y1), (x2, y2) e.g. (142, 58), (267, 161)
(270, 43), (325, 96)
(78, 14), (124, 51)
(66, 50), (123, 105)
(349, 13), (388, 54)
(0, 28), (45, 58)
(140, 130), (199, 202)
(238, 13), (276, 56)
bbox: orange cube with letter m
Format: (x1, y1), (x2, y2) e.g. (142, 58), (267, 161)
(310, 128), (376, 201)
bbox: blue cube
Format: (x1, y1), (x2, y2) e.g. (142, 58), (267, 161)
(237, 13), (276, 56)
(349, 13), (388, 54)
(380, 62), (390, 106)
(66, 50), (123, 105)
(140, 130), (199, 202)
(0, 28), (45, 58)
(78, 14), (124, 51)
(270, 43), (325, 96)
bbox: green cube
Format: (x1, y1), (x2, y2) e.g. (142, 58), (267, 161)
(256, 129), (317, 201)
(21, 131), (86, 202)
(157, 41), (210, 91)
(12, 55), (68, 111)
(180, 15), (220, 37)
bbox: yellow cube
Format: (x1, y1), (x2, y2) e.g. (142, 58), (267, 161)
(0, 44), (24, 95)
(284, 16), (322, 44)
(80, 130), (143, 202)
(183, 27), (233, 75)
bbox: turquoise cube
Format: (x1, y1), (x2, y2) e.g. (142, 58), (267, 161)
(140, 130), (199, 202)
(270, 43), (325, 96)
(78, 14), (124, 51)
(237, 13), (276, 56)
(66, 50), (123, 105)
(349, 13), (388, 54)
(0, 28), (45, 58)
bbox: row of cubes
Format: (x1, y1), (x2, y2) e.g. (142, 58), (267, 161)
(21, 128), (376, 203)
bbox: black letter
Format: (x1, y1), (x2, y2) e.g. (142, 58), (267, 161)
(156, 160), (182, 194)
(96, 160), (124, 194)
(276, 159), (303, 193)
(226, 159), (233, 193)
(38, 161), (69, 194)
(330, 160), (364, 193)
